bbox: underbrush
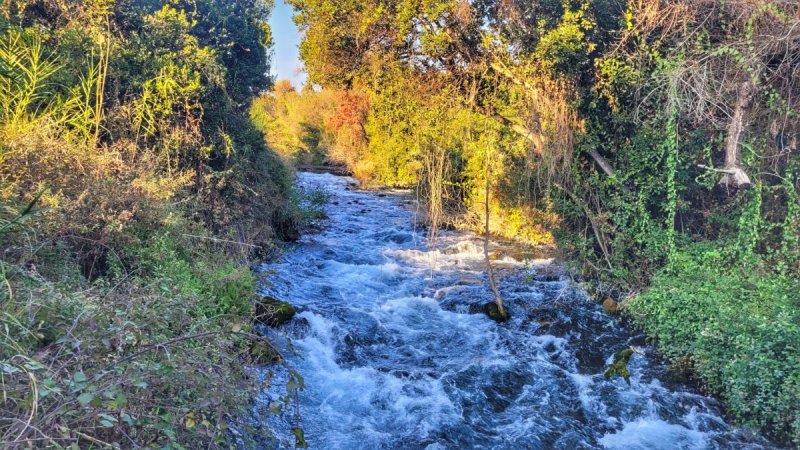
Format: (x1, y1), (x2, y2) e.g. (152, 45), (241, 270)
(625, 243), (800, 444)
(456, 200), (556, 246)
(0, 217), (283, 448)
(0, 132), (300, 447)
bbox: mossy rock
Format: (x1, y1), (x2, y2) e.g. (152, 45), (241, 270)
(484, 302), (510, 323)
(250, 341), (282, 364)
(604, 348), (635, 385)
(602, 298), (619, 314)
(255, 296), (296, 327)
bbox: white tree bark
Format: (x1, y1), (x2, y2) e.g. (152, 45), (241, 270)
(720, 80), (754, 189)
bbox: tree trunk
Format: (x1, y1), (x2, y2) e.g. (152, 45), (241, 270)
(720, 80), (754, 189)
(484, 158), (508, 321)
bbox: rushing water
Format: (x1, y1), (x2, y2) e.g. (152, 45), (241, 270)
(247, 172), (772, 450)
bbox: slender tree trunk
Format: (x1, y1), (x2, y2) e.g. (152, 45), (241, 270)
(484, 155), (507, 320)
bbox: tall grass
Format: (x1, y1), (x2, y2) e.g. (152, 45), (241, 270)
(0, 30), (61, 137)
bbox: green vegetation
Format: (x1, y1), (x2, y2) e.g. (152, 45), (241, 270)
(2, 0), (799, 445)
(259, 0), (799, 443)
(627, 243), (800, 441)
(604, 348), (635, 386)
(0, 0), (302, 447)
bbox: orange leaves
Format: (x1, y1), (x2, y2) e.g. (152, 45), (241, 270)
(327, 90), (369, 134)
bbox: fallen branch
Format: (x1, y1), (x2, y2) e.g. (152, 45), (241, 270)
(94, 331), (281, 379)
(587, 149), (616, 178)
(181, 234), (260, 248)
(73, 429), (121, 449)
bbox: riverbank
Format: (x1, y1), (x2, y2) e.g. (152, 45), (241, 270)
(0, 207), (302, 447)
(624, 245), (800, 445)
(0, 1), (297, 446)
(0, 230), (241, 446)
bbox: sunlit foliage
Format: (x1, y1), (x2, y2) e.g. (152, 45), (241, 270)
(286, 0), (800, 443)
(0, 0), (302, 447)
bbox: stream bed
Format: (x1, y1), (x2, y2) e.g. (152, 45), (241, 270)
(247, 172), (773, 449)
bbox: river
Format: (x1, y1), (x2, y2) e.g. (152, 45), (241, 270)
(245, 172), (772, 449)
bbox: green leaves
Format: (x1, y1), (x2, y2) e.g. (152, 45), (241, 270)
(286, 369), (305, 394)
(292, 427), (309, 449)
(627, 245), (800, 442)
(0, 28), (63, 127)
(77, 392), (95, 407)
(98, 413), (118, 428)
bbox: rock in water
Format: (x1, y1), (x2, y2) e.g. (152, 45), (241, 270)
(484, 301), (510, 323)
(250, 341), (282, 364)
(255, 296), (296, 327)
(602, 298), (619, 314)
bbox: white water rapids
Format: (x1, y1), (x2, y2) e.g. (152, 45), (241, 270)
(244, 172), (773, 450)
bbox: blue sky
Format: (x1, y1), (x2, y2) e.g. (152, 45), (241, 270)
(269, 0), (306, 87)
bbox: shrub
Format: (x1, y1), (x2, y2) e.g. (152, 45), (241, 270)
(0, 226), (265, 447)
(626, 243), (800, 444)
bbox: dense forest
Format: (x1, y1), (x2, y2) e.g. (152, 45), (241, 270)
(252, 0), (800, 445)
(1, 0), (799, 448)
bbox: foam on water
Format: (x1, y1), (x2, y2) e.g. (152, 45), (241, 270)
(246, 172), (774, 449)
(599, 417), (710, 450)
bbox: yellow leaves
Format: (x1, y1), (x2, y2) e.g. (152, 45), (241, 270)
(132, 171), (192, 202)
(37, 189), (62, 209)
(147, 5), (193, 34)
(468, 196), (556, 246)
(260, 23), (273, 48)
(183, 409), (214, 431)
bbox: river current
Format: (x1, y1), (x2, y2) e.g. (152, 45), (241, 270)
(247, 172), (772, 449)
